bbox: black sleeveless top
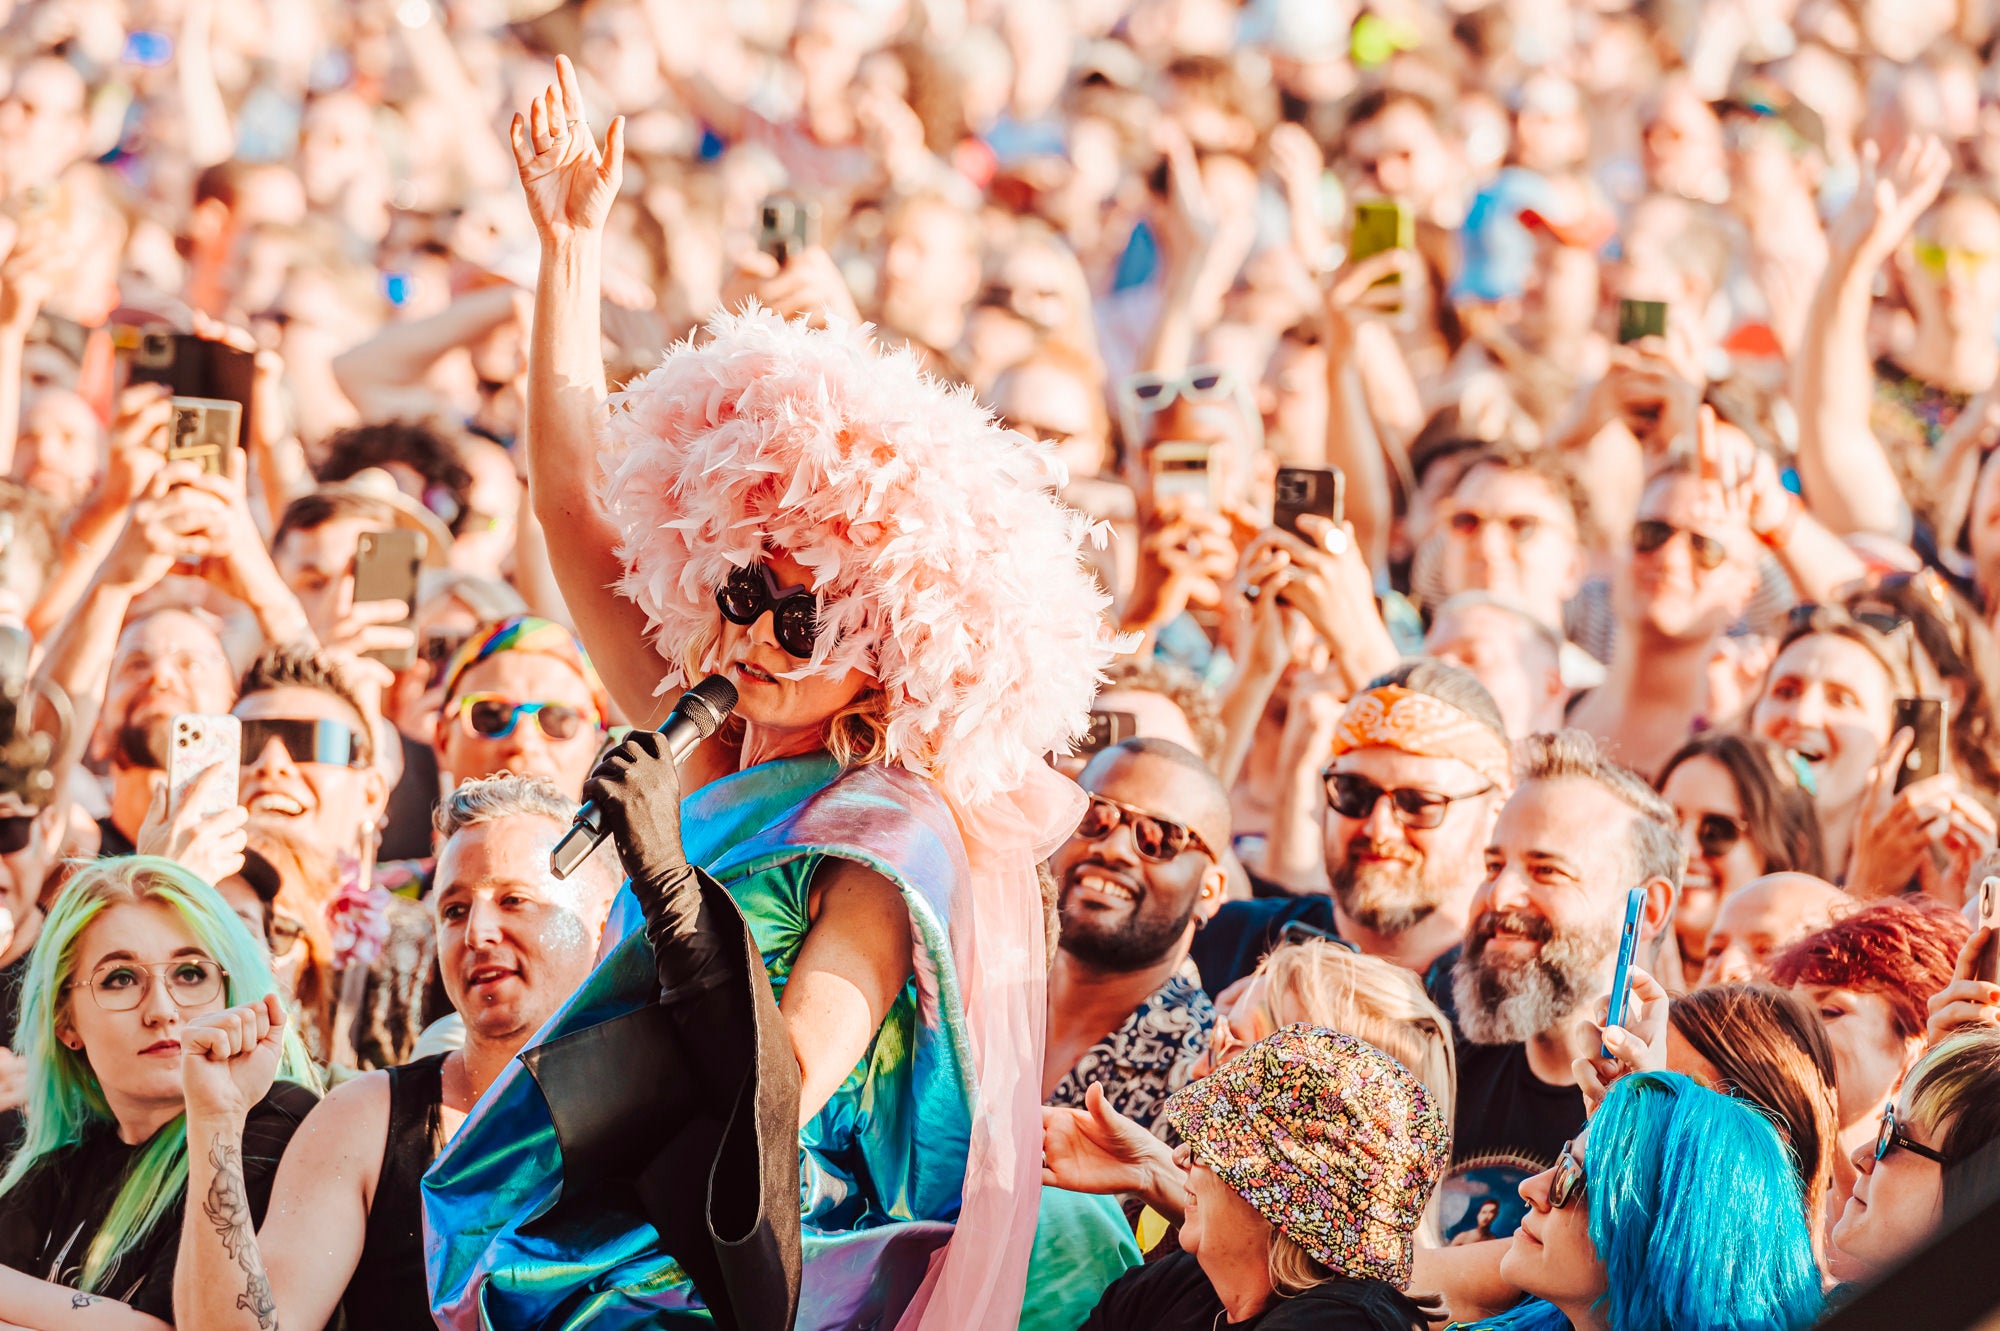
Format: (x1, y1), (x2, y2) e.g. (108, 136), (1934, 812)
(341, 1052), (446, 1330)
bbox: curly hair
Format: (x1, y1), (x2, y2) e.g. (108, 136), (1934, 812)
(236, 642), (377, 765)
(1768, 896), (1970, 1042)
(600, 308), (1116, 806)
(316, 420), (476, 533)
(1097, 658), (1224, 767)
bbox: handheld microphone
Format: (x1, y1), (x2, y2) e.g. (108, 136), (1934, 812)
(550, 674), (739, 879)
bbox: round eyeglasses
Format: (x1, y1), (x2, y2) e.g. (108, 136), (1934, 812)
(715, 564), (819, 658)
(69, 957), (228, 1012)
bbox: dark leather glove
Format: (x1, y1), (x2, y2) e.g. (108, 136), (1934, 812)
(583, 729), (730, 1004)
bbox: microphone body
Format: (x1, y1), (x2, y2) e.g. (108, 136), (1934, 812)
(551, 675), (739, 879)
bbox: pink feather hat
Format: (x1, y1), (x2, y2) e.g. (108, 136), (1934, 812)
(597, 306), (1121, 807)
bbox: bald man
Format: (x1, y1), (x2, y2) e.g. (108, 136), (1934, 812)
(1425, 593), (1570, 739)
(1698, 872), (1849, 986)
(1043, 738), (1229, 1130)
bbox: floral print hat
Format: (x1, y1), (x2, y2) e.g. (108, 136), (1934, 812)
(1162, 1024), (1451, 1287)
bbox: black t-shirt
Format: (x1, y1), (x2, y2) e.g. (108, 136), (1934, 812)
(0, 1080), (318, 1320)
(379, 733), (440, 863)
(1450, 1036), (1585, 1169)
(1081, 1250), (1428, 1331)
(94, 816), (136, 859)
(1190, 896), (1462, 1016)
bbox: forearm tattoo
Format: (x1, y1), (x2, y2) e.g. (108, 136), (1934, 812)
(202, 1139), (279, 1330)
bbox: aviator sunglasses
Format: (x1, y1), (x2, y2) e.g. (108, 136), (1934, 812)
(1631, 519), (1728, 571)
(716, 564), (820, 658)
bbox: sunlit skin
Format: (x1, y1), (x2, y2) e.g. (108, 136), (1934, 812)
(1501, 1131), (1609, 1330)
(1438, 465), (1584, 632)
(1698, 872), (1846, 986)
(1831, 1084), (1946, 1281)
(1751, 635), (1895, 866)
(272, 515), (380, 644)
(59, 900), (230, 1144)
(1794, 983), (1923, 1138)
(713, 548), (874, 741)
(436, 651), (605, 800)
(1660, 756), (1766, 970)
(235, 685), (387, 856)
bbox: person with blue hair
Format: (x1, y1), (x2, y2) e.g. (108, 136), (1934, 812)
(1448, 1071), (1824, 1331)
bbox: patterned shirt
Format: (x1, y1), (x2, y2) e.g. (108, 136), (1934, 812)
(1046, 960), (1216, 1132)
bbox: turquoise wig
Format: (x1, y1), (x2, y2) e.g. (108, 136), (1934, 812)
(1462, 1073), (1823, 1331)
(0, 857), (320, 1293)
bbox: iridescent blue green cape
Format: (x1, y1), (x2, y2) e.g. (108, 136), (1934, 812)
(422, 752), (984, 1328)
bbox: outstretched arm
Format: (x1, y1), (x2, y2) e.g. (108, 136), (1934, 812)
(512, 58), (665, 724)
(1793, 138), (1950, 540)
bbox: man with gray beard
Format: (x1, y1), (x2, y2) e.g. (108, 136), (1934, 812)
(1191, 661), (1511, 1000)
(1449, 730), (1680, 1172)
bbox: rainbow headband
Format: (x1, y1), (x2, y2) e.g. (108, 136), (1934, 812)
(1330, 684), (1513, 792)
(440, 614), (612, 725)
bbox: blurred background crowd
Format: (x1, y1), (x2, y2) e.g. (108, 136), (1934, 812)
(0, 0), (1996, 1326)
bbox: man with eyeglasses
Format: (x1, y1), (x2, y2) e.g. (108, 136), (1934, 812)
(1190, 661), (1509, 1001)
(1042, 737), (1228, 1131)
(433, 615), (610, 804)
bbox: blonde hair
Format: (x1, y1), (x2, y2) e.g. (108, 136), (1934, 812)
(681, 620), (892, 768)
(1255, 940), (1458, 1125)
(1269, 1232), (1337, 1297)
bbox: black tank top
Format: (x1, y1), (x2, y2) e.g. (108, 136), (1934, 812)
(341, 1052), (447, 1330)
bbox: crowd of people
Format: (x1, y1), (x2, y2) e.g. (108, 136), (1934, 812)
(0, 0), (1994, 1327)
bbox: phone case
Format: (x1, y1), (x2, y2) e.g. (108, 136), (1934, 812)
(353, 530), (424, 670)
(1601, 888), (1647, 1058)
(1081, 710), (1139, 754)
(166, 396), (242, 474)
(1274, 467), (1345, 537)
(167, 714), (241, 822)
(1892, 698), (1947, 792)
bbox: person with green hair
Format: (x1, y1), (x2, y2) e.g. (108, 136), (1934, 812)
(0, 856), (318, 1327)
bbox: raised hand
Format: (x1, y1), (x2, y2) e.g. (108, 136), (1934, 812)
(1040, 1082), (1178, 1205)
(136, 766), (248, 887)
(1573, 966), (1669, 1114)
(182, 993), (288, 1124)
(1831, 135), (1951, 266)
(1926, 928), (2000, 1042)
(511, 54), (626, 244)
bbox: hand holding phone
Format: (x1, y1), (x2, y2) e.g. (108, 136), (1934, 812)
(1601, 887), (1648, 1059)
(352, 530), (425, 671)
(167, 715), (241, 822)
(1892, 697), (1949, 793)
(1274, 466), (1344, 538)
(1974, 876), (2000, 986)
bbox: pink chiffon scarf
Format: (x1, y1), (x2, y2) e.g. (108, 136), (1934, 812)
(896, 760), (1082, 1331)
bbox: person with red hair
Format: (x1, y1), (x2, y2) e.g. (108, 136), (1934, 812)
(1770, 895), (1968, 1262)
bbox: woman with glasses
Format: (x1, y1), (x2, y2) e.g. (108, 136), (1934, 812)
(425, 61), (1121, 1331)
(1653, 732), (1824, 975)
(1446, 1073), (1823, 1331)
(0, 857), (318, 1326)
(1829, 1028), (2000, 1285)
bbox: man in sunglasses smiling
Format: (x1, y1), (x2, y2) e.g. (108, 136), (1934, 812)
(1570, 457), (1760, 779)
(1043, 737), (1229, 1131)
(1192, 662), (1508, 1000)
(434, 615), (610, 803)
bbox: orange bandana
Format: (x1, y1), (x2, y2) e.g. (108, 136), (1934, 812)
(1330, 684), (1513, 792)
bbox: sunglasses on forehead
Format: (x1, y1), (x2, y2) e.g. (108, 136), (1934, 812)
(242, 718), (368, 769)
(715, 564), (820, 659)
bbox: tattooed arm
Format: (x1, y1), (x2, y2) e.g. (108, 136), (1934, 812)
(175, 1074), (386, 1331)
(0, 1267), (169, 1328)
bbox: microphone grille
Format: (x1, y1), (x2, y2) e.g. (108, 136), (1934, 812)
(682, 674), (740, 736)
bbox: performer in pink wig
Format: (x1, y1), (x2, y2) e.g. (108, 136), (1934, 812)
(422, 57), (1132, 1331)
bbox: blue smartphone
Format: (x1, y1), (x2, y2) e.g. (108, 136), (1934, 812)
(382, 271), (414, 307)
(1601, 887), (1647, 1059)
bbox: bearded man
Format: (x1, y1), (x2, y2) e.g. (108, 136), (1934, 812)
(1450, 730), (1678, 1171)
(1191, 661), (1510, 1000)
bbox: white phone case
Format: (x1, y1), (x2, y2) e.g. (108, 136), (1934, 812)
(167, 714), (241, 821)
